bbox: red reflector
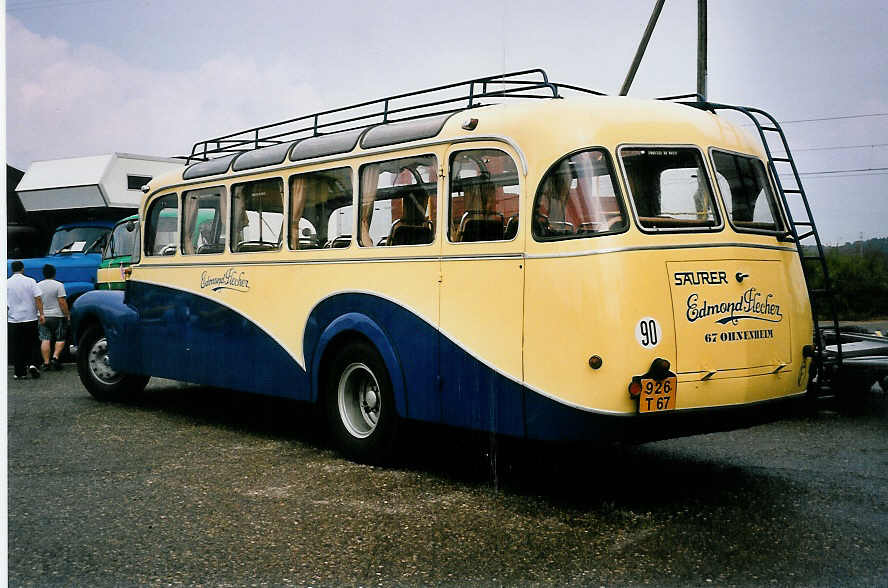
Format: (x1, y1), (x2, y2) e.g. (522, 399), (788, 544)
(628, 380), (642, 398)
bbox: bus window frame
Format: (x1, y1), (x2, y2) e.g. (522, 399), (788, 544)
(708, 146), (789, 238)
(357, 152), (440, 250)
(288, 166), (356, 252)
(180, 185), (228, 256)
(143, 192), (180, 258)
(617, 143), (725, 235)
(531, 146), (631, 243)
(446, 146), (522, 246)
(230, 176), (286, 255)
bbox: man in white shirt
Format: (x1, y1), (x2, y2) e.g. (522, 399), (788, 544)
(37, 264), (70, 371)
(7, 260), (44, 379)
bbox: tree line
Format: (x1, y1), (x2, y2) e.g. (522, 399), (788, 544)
(806, 237), (888, 320)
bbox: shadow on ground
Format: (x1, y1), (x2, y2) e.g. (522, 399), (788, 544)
(107, 379), (888, 510)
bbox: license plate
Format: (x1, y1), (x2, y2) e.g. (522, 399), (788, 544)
(639, 376), (678, 413)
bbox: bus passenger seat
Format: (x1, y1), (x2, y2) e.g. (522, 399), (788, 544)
(388, 219), (433, 246)
(458, 211), (504, 242)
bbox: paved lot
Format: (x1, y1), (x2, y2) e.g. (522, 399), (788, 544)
(7, 368), (888, 586)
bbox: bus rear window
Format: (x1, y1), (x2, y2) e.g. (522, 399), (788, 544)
(711, 150), (784, 234)
(620, 147), (720, 231)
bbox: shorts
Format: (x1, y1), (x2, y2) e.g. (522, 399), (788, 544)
(39, 316), (68, 342)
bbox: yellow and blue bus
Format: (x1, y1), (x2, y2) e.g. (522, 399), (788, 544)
(71, 70), (822, 460)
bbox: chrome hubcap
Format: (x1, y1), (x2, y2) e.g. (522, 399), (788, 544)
(87, 337), (123, 385)
(338, 363), (381, 439)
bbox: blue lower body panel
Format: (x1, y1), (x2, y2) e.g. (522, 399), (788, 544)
(123, 282), (309, 400)
(112, 283), (795, 442)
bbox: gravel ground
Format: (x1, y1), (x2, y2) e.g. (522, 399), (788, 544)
(7, 368), (888, 586)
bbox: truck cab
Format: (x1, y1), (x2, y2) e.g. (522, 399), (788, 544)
(96, 215), (139, 290)
(6, 220), (116, 304)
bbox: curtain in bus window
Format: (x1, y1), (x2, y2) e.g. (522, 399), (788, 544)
(359, 166), (380, 247)
(290, 175), (309, 249)
(183, 193), (199, 254)
(537, 161), (572, 235)
(231, 189), (246, 248)
(574, 151), (608, 232)
(217, 193), (228, 249)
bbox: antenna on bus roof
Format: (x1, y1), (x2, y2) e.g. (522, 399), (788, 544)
(619, 0), (708, 100)
(619, 0), (666, 96)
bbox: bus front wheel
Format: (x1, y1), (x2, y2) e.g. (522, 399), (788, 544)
(325, 340), (398, 463)
(77, 326), (149, 401)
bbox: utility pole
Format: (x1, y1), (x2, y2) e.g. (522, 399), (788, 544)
(697, 0), (707, 99)
(619, 0), (667, 96)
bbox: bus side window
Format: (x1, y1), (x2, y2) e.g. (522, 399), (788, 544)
(358, 155), (437, 248)
(231, 178), (284, 252)
(144, 194), (179, 256)
(448, 149), (519, 242)
(532, 149), (626, 241)
(289, 167), (353, 249)
(182, 187), (227, 255)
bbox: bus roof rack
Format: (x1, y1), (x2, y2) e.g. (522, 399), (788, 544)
(186, 68), (607, 163)
(656, 93), (706, 102)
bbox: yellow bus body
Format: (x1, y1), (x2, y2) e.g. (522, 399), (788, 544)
(76, 95), (814, 447)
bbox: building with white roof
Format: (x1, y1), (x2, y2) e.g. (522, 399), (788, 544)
(16, 153), (184, 212)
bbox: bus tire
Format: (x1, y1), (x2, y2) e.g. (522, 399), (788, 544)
(77, 326), (149, 401)
(325, 339), (398, 463)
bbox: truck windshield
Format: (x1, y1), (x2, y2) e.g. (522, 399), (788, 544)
(48, 227), (110, 255)
(104, 221), (138, 259)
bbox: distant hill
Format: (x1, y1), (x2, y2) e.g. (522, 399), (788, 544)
(823, 237), (888, 256)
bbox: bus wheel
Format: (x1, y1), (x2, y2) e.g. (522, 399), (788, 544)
(77, 326), (149, 401)
(325, 340), (398, 463)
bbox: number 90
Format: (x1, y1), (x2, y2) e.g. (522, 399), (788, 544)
(635, 317), (662, 349)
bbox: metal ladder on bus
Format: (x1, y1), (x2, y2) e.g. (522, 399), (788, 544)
(688, 102), (844, 390)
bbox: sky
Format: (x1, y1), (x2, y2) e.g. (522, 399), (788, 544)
(4, 0), (887, 244)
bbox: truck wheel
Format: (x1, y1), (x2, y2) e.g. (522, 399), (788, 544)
(77, 326), (149, 401)
(325, 340), (398, 463)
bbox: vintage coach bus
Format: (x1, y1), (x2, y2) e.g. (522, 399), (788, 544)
(71, 70), (818, 461)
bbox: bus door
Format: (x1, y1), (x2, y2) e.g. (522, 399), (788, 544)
(438, 145), (525, 435)
(353, 155), (442, 422)
(130, 193), (188, 378)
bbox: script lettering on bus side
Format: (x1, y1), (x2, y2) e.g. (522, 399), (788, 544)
(686, 287), (783, 326)
(200, 268), (250, 293)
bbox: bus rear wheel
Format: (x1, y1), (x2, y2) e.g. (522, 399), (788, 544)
(77, 326), (149, 401)
(325, 340), (398, 463)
